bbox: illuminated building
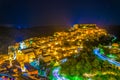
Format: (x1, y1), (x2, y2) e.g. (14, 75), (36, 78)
(5, 24), (112, 79)
(8, 24), (108, 62)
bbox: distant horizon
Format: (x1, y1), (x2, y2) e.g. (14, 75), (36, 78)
(0, 24), (120, 28)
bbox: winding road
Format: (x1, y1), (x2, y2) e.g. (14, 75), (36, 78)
(52, 67), (68, 80)
(93, 48), (120, 66)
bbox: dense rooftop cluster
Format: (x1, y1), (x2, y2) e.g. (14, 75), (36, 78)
(1, 24), (120, 80)
(8, 24), (108, 64)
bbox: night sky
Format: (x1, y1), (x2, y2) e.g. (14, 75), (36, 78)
(0, 0), (120, 26)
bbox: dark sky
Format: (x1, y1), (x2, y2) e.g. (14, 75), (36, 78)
(0, 0), (120, 26)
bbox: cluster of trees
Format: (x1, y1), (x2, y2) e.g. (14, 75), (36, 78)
(60, 49), (120, 79)
(59, 35), (120, 79)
